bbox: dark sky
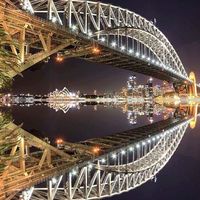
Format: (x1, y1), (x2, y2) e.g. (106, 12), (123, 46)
(13, 0), (200, 94)
(11, 0), (200, 199)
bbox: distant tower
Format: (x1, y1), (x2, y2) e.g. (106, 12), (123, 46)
(127, 76), (136, 90)
(94, 90), (97, 95)
(147, 77), (154, 97)
(122, 87), (127, 97)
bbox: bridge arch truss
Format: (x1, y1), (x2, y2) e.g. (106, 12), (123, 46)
(24, 119), (189, 200)
(14, 0), (189, 81)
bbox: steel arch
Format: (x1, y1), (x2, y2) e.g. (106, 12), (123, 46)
(14, 0), (188, 80)
(27, 120), (189, 200)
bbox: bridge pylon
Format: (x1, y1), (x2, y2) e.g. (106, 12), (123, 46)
(189, 72), (198, 97)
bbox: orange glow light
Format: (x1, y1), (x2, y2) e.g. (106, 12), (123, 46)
(92, 146), (100, 154)
(92, 47), (100, 54)
(56, 56), (63, 62)
(56, 138), (63, 144)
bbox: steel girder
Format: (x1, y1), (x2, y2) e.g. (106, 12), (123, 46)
(0, 122), (91, 199)
(4, 111), (198, 199)
(26, 119), (189, 200)
(0, 1), (76, 78)
(13, 0), (189, 81)
(5, 0), (190, 82)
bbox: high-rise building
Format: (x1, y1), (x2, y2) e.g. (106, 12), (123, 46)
(144, 78), (153, 98)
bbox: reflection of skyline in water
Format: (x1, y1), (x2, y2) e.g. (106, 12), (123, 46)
(4, 92), (176, 126)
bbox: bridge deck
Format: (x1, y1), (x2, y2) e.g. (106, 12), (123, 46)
(78, 117), (185, 155)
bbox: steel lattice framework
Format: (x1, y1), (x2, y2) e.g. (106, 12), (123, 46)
(0, 122), (90, 200)
(21, 118), (189, 200)
(0, 106), (197, 199)
(4, 0), (190, 82)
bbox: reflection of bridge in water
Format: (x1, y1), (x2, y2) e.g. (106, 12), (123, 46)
(0, 0), (199, 96)
(0, 104), (198, 199)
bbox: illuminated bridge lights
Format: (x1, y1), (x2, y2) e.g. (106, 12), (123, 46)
(88, 163), (93, 169)
(121, 150), (126, 155)
(88, 30), (93, 37)
(52, 16), (57, 23)
(92, 146), (101, 154)
(129, 146), (134, 151)
(71, 24), (77, 31)
(20, 0), (34, 13)
(136, 144), (140, 148)
(3, 116), (192, 199)
(142, 55), (146, 59)
(56, 53), (64, 62)
(56, 138), (63, 144)
(128, 49), (134, 54)
(100, 37), (106, 42)
(112, 153), (117, 159)
(92, 47), (101, 54)
(95, 36), (183, 79)
(97, 37), (166, 71)
(51, 177), (57, 185)
(6, 0), (191, 83)
(136, 52), (140, 57)
(71, 169), (78, 176)
(120, 46), (126, 51)
(111, 41), (117, 47)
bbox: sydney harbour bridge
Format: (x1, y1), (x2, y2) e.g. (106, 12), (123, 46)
(0, 0), (199, 199)
(0, 0), (198, 94)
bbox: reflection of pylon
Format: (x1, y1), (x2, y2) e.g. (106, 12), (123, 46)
(189, 103), (198, 129)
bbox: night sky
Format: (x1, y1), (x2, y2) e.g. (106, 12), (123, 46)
(11, 0), (200, 199)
